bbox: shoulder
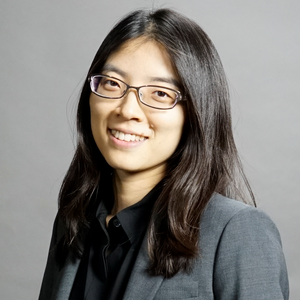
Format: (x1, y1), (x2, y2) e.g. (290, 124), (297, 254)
(199, 193), (289, 299)
(200, 193), (284, 259)
(49, 213), (65, 247)
(203, 193), (262, 221)
(201, 193), (279, 235)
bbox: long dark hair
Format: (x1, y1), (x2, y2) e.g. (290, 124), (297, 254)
(58, 8), (255, 278)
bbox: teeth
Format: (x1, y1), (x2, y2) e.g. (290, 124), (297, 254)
(119, 132), (125, 140)
(124, 134), (131, 142)
(111, 130), (146, 142)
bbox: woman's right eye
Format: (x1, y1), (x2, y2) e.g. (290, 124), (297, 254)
(103, 79), (120, 88)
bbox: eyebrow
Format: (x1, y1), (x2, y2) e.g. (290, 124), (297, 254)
(102, 64), (180, 88)
(101, 64), (126, 77)
(148, 76), (180, 88)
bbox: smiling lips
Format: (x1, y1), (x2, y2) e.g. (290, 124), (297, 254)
(111, 129), (147, 142)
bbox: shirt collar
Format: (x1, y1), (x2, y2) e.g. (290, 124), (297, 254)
(95, 179), (164, 245)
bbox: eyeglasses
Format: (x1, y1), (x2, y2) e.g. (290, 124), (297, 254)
(88, 74), (184, 110)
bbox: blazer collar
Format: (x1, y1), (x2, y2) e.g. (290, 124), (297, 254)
(51, 254), (81, 300)
(50, 234), (163, 300)
(123, 235), (164, 300)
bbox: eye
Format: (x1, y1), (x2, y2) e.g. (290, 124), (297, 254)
(154, 90), (169, 98)
(102, 78), (121, 90)
(151, 88), (174, 103)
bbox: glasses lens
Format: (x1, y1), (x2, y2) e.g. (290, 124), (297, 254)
(91, 76), (126, 98)
(139, 86), (179, 109)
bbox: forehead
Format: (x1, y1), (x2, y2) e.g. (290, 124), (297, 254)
(103, 37), (178, 83)
(108, 37), (169, 60)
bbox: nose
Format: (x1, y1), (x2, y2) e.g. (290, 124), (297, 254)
(116, 88), (144, 121)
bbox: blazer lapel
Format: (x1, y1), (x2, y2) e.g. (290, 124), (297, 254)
(49, 223), (163, 300)
(50, 253), (81, 300)
(123, 236), (164, 300)
(50, 224), (90, 300)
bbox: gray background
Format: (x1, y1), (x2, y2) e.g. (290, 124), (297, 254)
(1, 0), (299, 299)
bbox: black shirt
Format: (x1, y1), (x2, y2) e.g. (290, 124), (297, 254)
(70, 179), (163, 300)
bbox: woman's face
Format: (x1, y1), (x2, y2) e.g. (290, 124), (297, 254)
(89, 38), (185, 178)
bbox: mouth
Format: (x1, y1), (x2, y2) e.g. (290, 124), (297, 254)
(111, 129), (147, 142)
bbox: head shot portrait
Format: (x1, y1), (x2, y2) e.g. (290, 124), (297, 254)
(1, 1), (299, 299)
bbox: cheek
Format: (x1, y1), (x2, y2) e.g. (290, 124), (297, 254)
(168, 106), (185, 137)
(90, 95), (109, 125)
(90, 106), (100, 134)
(89, 101), (107, 143)
(154, 109), (185, 148)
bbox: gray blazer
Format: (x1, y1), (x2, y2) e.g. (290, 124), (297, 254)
(39, 194), (289, 300)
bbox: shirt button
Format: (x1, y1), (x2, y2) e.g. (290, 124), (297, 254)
(112, 218), (121, 227)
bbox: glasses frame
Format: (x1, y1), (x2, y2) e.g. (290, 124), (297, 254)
(88, 74), (185, 110)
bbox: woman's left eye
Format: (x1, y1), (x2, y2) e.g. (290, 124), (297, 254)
(155, 90), (169, 98)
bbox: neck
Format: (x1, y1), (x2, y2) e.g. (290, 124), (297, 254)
(111, 167), (165, 215)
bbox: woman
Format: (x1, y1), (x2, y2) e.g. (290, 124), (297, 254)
(39, 8), (289, 300)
